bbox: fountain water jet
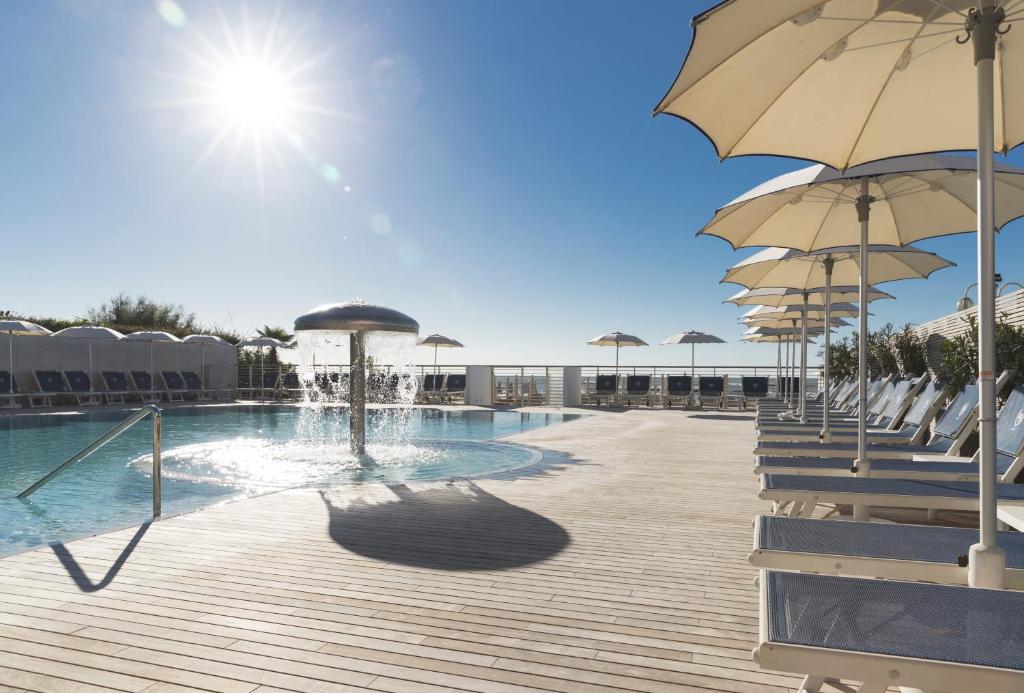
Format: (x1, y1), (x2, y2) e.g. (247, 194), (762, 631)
(293, 300), (419, 455)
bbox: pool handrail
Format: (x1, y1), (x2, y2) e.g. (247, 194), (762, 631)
(18, 404), (163, 517)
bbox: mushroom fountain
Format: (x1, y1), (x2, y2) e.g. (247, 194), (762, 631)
(293, 300), (419, 455)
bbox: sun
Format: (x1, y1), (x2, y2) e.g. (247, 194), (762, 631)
(209, 59), (294, 137)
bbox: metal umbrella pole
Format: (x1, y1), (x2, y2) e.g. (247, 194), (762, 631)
(821, 256), (834, 443)
(775, 340), (781, 400)
(969, 1), (1006, 588)
(799, 292), (809, 424)
(7, 334), (12, 394)
(853, 178), (873, 522)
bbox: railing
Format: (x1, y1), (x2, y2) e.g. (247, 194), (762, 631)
(19, 405), (163, 517)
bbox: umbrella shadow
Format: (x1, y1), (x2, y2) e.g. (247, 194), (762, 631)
(49, 520), (151, 592)
(321, 481), (570, 571)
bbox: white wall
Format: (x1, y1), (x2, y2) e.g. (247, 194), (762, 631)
(2, 335), (237, 391)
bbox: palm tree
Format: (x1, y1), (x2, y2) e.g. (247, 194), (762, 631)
(257, 325), (293, 364)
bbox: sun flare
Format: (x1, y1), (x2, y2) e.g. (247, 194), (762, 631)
(209, 59), (294, 137)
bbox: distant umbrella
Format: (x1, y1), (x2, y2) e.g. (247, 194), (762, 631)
(0, 320), (52, 395)
(123, 331), (182, 391)
(741, 303), (861, 322)
(587, 332), (647, 374)
(418, 334), (465, 378)
(661, 331), (725, 385)
(183, 334), (232, 384)
(238, 336), (291, 399)
(726, 286), (893, 308)
(53, 325), (125, 384)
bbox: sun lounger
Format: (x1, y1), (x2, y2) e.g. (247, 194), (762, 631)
(0, 371), (22, 409)
(624, 375), (651, 407)
(29, 370), (69, 407)
(698, 376), (724, 409)
(740, 377), (769, 409)
(750, 515), (1024, 588)
(588, 374), (617, 405)
(181, 371), (216, 401)
(62, 370), (103, 406)
(257, 371), (280, 400)
(98, 371), (133, 404)
(130, 371), (163, 404)
(157, 371), (187, 402)
(419, 373), (444, 403)
(753, 375), (1006, 460)
(277, 372), (303, 401)
(756, 570), (1024, 693)
(443, 373), (466, 403)
(663, 375), (692, 407)
(759, 375), (935, 442)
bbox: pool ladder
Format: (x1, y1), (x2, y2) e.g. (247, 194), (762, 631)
(18, 405), (163, 517)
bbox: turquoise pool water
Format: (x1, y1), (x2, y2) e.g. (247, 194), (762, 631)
(0, 406), (575, 556)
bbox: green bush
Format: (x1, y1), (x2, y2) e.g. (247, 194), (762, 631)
(940, 315), (1024, 392)
(892, 323), (928, 375)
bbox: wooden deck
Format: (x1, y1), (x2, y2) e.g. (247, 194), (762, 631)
(0, 407), (805, 693)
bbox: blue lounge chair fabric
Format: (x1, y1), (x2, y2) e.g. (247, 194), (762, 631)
(755, 515), (1024, 573)
(102, 371), (129, 392)
(422, 374), (443, 392)
(63, 370), (102, 406)
(445, 374), (466, 392)
(35, 370), (67, 393)
(667, 375), (691, 396)
(742, 377), (768, 397)
(130, 371), (162, 404)
(594, 374), (616, 394)
(762, 571), (1024, 676)
(626, 375), (650, 394)
(0, 371), (20, 408)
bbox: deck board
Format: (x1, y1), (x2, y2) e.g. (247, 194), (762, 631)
(0, 407), (805, 692)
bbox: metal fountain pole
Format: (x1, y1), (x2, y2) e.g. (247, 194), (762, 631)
(799, 291), (809, 423)
(820, 256), (835, 442)
(853, 178), (873, 523)
(968, 1), (1007, 588)
(350, 330), (367, 456)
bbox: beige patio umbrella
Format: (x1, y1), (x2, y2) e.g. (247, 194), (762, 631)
(238, 336), (289, 399)
(123, 331), (182, 392)
(417, 334), (465, 380)
(655, 0), (1024, 586)
(742, 326), (823, 403)
(724, 245), (952, 446)
(183, 334), (231, 387)
(727, 286), (893, 308)
(0, 320), (52, 394)
(742, 303), (861, 321)
(52, 326), (126, 387)
(587, 332), (648, 375)
(661, 331), (726, 396)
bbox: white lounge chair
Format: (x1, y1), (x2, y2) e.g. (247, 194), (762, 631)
(753, 373), (1012, 459)
(750, 515), (1024, 588)
(756, 570), (1024, 693)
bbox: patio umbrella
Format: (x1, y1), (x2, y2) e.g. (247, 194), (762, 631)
(417, 334), (465, 379)
(52, 326), (125, 385)
(742, 326), (823, 403)
(183, 334), (231, 386)
(742, 316), (849, 330)
(724, 245), (952, 445)
(742, 303), (861, 321)
(238, 336), (288, 398)
(0, 320), (52, 393)
(726, 286), (893, 308)
(123, 331), (182, 391)
(654, 1), (1024, 586)
(587, 332), (648, 374)
(661, 331), (726, 391)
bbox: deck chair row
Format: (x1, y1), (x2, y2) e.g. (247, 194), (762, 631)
(0, 369), (230, 408)
(584, 374), (770, 409)
(749, 378), (1024, 691)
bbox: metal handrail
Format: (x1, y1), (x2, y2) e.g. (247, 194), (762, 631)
(18, 405), (163, 517)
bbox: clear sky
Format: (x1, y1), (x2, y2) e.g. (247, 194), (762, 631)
(4, 0), (1024, 368)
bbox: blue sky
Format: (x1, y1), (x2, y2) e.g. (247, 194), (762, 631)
(3, 0), (1024, 368)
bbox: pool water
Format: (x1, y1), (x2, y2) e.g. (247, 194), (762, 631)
(0, 406), (575, 556)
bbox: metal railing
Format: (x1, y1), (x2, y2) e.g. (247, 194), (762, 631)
(18, 405), (163, 517)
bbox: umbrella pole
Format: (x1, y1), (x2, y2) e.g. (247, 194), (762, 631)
(799, 292), (809, 424)
(853, 178), (872, 522)
(782, 334), (790, 408)
(8, 334), (13, 395)
(775, 340), (781, 400)
(969, 2), (1006, 588)
(821, 257), (834, 442)
(691, 343), (695, 405)
(434, 344), (438, 380)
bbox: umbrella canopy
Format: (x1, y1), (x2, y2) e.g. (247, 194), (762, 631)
(52, 326), (124, 340)
(0, 321), (51, 394)
(653, 4), (1024, 169)
(0, 320), (52, 336)
(418, 334), (465, 348)
(655, 0), (1023, 584)
(660, 330), (725, 345)
(741, 316), (849, 330)
(587, 332), (648, 347)
(183, 334), (231, 345)
(587, 332), (647, 374)
(122, 331), (182, 343)
(698, 155), (1024, 251)
(723, 246), (953, 290)
(726, 286), (893, 307)
(741, 303), (860, 321)
(238, 336), (289, 348)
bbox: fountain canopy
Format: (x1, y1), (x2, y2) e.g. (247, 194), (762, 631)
(294, 301), (419, 334)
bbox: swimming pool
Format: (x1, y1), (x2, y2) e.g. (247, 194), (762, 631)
(0, 406), (576, 556)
